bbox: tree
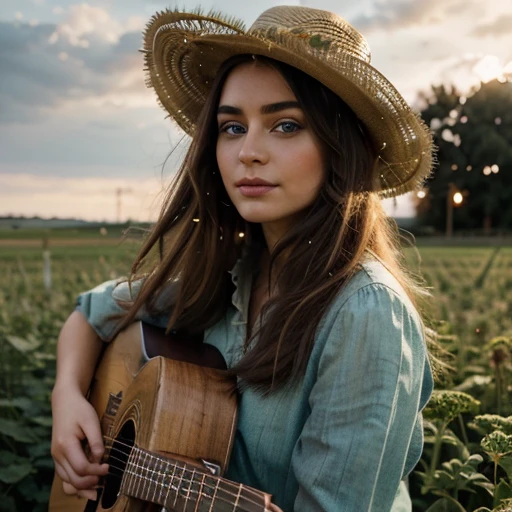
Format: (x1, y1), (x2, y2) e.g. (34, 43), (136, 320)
(416, 80), (512, 233)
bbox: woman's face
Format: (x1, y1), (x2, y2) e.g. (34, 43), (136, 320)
(216, 61), (325, 245)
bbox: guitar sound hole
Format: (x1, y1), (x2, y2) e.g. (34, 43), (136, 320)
(101, 420), (135, 509)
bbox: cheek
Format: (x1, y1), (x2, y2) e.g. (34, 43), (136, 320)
(291, 144), (325, 194)
(215, 144), (224, 174)
(216, 141), (237, 180)
(216, 144), (230, 188)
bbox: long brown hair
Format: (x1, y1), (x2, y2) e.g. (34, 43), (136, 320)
(119, 55), (426, 393)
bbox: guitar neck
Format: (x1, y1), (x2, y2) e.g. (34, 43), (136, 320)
(120, 445), (268, 511)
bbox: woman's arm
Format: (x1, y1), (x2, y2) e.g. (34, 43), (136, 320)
(51, 276), (175, 498)
(51, 310), (108, 499)
(75, 277), (173, 341)
(292, 283), (433, 511)
(54, 310), (103, 395)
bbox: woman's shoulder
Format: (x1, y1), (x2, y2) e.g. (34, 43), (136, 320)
(322, 253), (423, 333)
(312, 254), (429, 372)
(341, 256), (414, 304)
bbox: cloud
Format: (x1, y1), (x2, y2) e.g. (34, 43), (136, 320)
(0, 105), (188, 179)
(471, 14), (512, 38)
(352, 0), (467, 32)
(50, 3), (145, 46)
(0, 5), (148, 124)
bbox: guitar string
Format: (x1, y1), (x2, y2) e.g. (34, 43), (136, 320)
(101, 442), (265, 508)
(102, 435), (264, 501)
(123, 463), (263, 512)
(107, 447), (262, 505)
(100, 449), (264, 511)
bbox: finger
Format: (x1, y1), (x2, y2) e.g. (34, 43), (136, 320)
(53, 437), (106, 490)
(63, 481), (98, 501)
(81, 412), (105, 463)
(62, 481), (79, 495)
(59, 456), (102, 490)
(54, 460), (71, 485)
(77, 489), (98, 500)
(66, 437), (107, 477)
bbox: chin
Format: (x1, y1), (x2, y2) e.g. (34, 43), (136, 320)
(239, 213), (276, 224)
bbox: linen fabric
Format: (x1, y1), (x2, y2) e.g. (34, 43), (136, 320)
(75, 255), (433, 511)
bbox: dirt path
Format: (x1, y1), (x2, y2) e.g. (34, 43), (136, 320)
(0, 238), (133, 247)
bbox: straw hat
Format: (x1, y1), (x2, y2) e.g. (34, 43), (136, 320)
(142, 5), (433, 197)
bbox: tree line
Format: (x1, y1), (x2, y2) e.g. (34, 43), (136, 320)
(416, 79), (512, 233)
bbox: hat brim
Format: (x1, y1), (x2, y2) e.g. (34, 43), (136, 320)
(143, 11), (433, 197)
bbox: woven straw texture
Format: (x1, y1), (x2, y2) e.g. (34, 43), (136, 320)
(142, 6), (433, 197)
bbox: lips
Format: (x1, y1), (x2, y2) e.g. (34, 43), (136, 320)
(235, 178), (275, 187)
(235, 178), (277, 197)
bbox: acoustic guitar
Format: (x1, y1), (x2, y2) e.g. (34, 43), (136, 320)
(49, 322), (272, 511)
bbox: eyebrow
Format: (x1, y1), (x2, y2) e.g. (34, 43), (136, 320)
(217, 101), (301, 116)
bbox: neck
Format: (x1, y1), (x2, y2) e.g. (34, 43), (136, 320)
(258, 248), (283, 294)
(119, 445), (268, 511)
(261, 221), (287, 251)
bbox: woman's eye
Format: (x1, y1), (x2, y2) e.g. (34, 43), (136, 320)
(220, 123), (246, 135)
(275, 121), (301, 134)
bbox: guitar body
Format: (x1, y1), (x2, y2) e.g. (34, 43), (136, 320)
(49, 322), (238, 512)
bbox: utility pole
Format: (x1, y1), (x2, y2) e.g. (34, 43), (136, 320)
(116, 187), (133, 224)
(446, 183), (455, 238)
(446, 182), (464, 237)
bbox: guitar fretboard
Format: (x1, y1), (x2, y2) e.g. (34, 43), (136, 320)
(119, 445), (267, 511)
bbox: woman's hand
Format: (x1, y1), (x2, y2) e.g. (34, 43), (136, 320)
(51, 385), (108, 499)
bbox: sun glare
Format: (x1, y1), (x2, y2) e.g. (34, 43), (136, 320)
(473, 55), (505, 83)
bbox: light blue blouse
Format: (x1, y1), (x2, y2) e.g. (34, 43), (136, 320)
(76, 255), (433, 511)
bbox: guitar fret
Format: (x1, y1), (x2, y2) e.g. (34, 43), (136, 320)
(138, 450), (145, 499)
(170, 460), (179, 494)
(118, 444), (269, 512)
(233, 483), (242, 511)
(125, 445), (136, 497)
(181, 468), (186, 512)
(153, 457), (162, 503)
(142, 452), (151, 501)
(153, 454), (161, 505)
(182, 467), (191, 512)
(140, 450), (148, 499)
(163, 458), (172, 507)
(195, 472), (206, 512)
(132, 447), (140, 496)
(174, 464), (185, 509)
(145, 452), (152, 502)
(136, 449), (144, 498)
(140, 449), (162, 504)
(186, 469), (196, 511)
(208, 478), (220, 512)
(158, 456), (166, 505)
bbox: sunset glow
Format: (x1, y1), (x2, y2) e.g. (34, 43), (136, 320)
(1, 0), (511, 221)
(473, 55), (510, 83)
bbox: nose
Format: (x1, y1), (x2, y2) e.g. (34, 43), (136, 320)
(238, 128), (269, 166)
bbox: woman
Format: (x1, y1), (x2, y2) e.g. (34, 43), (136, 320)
(51, 6), (434, 511)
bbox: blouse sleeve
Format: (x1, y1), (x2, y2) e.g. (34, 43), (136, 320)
(292, 282), (431, 511)
(75, 278), (173, 341)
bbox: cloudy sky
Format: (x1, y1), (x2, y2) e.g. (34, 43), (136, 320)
(1, 0), (511, 221)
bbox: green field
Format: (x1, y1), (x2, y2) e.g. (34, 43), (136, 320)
(1, 233), (512, 511)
